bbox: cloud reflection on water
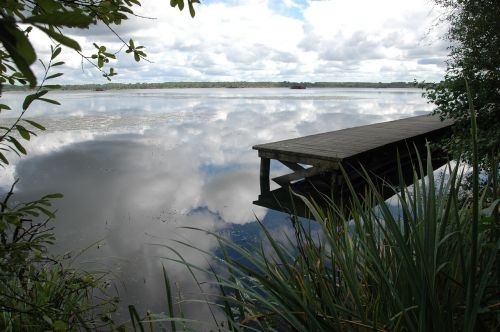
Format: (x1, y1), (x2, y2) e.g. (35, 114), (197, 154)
(2, 88), (433, 322)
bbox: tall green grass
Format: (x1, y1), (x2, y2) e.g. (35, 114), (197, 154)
(131, 110), (499, 331)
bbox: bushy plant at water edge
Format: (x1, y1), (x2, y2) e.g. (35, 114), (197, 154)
(130, 111), (499, 331)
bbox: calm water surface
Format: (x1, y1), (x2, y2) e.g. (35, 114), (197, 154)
(0, 88), (433, 322)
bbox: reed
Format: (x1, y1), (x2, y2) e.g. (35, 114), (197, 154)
(132, 107), (499, 331)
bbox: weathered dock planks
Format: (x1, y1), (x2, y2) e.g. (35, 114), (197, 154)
(253, 114), (453, 215)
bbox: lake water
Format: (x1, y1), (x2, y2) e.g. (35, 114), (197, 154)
(0, 88), (433, 323)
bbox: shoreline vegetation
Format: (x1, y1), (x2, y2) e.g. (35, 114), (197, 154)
(2, 81), (423, 91)
(151, 145), (499, 331)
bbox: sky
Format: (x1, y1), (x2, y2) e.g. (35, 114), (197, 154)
(31, 0), (450, 84)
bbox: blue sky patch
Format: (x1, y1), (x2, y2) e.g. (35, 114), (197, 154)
(268, 0), (309, 20)
(199, 162), (241, 176)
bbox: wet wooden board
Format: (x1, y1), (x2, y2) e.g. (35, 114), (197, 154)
(253, 115), (453, 167)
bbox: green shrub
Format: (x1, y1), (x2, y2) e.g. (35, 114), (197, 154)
(0, 183), (117, 331)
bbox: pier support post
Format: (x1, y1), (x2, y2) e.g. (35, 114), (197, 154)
(260, 158), (270, 194)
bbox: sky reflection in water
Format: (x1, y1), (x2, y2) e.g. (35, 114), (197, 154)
(1, 88), (433, 322)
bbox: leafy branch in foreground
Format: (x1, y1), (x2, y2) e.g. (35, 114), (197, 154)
(0, 44), (63, 167)
(1, 1), (201, 329)
(0, 43), (119, 330)
(0, 0), (200, 86)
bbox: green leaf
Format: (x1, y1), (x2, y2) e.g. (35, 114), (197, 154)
(98, 56), (104, 68)
(38, 90), (49, 97)
(16, 125), (30, 140)
(0, 22), (37, 86)
(7, 145), (21, 157)
(6, 216), (21, 226)
(25, 11), (93, 28)
(38, 59), (47, 70)
(481, 199), (500, 217)
(52, 61), (65, 66)
(128, 305), (145, 332)
(51, 47), (62, 59)
(22, 94), (38, 111)
(43, 193), (64, 199)
(0, 152), (9, 165)
(0, 104), (11, 110)
(4, 63), (16, 71)
(46, 73), (63, 80)
(9, 137), (27, 154)
(24, 209), (40, 217)
(104, 52), (116, 59)
(162, 266), (177, 332)
(8, 25), (36, 64)
(189, 0), (196, 17)
(36, 200), (52, 207)
(22, 90), (48, 110)
(120, 6), (134, 15)
(134, 52), (140, 62)
(37, 26), (81, 51)
(38, 98), (61, 105)
(36, 206), (56, 219)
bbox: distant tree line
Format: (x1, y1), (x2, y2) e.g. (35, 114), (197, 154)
(3, 81), (420, 91)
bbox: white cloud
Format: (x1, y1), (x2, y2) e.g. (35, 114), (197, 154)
(28, 0), (448, 84)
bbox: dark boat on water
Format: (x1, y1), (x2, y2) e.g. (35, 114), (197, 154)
(290, 85), (306, 89)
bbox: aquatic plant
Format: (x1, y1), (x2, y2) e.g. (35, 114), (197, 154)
(130, 100), (499, 331)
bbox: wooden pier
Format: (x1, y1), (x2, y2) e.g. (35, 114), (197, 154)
(253, 115), (453, 215)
